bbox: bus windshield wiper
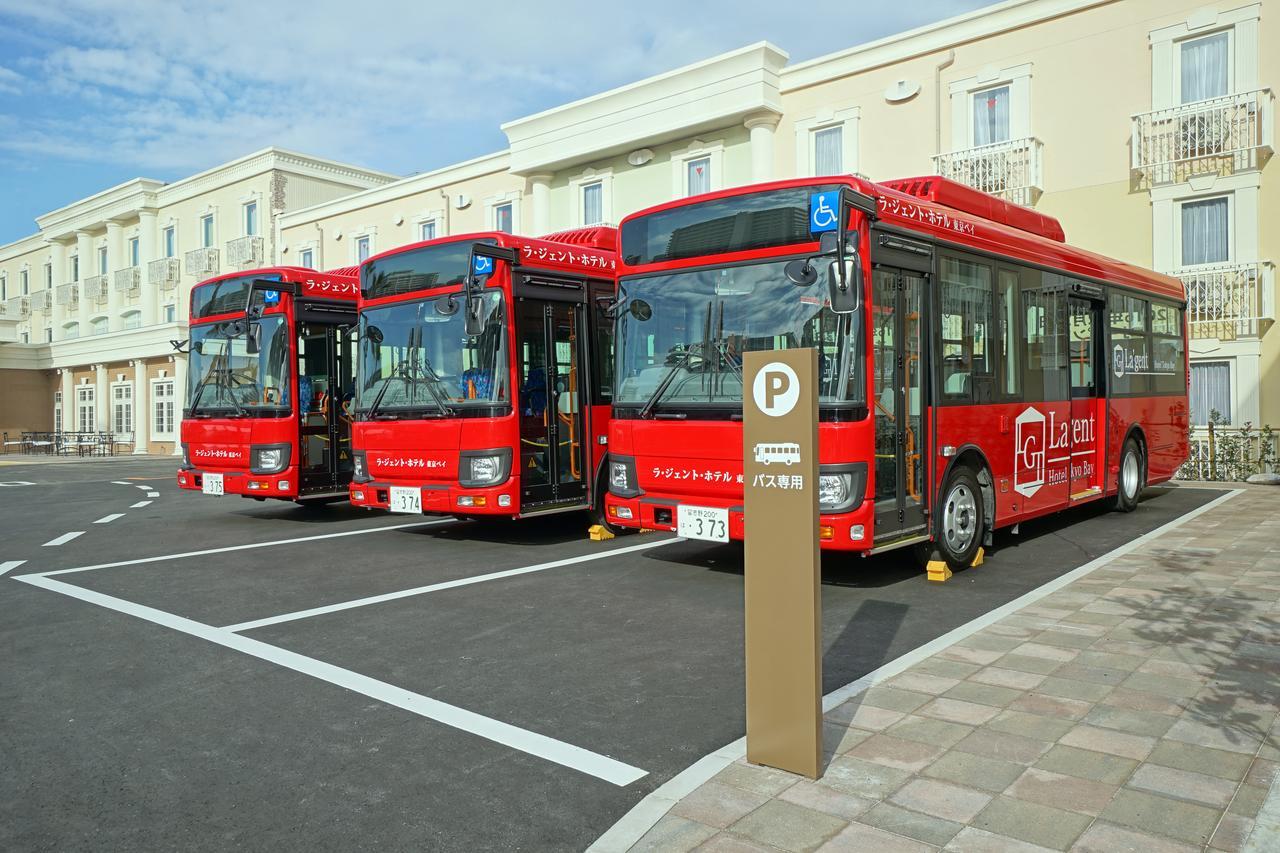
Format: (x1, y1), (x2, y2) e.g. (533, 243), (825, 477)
(362, 373), (402, 421)
(410, 356), (456, 415)
(638, 347), (698, 419)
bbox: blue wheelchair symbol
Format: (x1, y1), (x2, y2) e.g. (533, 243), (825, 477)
(809, 191), (839, 233)
(262, 290), (280, 305)
(472, 255), (494, 276)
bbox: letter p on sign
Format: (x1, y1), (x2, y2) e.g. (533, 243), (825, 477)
(753, 362), (800, 417)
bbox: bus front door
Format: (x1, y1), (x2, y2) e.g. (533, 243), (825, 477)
(1068, 296), (1104, 500)
(871, 266), (928, 542)
(297, 323), (354, 497)
(516, 298), (587, 510)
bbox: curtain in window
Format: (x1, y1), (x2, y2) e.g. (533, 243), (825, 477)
(1190, 361), (1231, 424)
(1180, 197), (1229, 266)
(582, 183), (603, 225)
(495, 204), (513, 234)
(687, 158), (711, 196)
(814, 126), (842, 174)
(1181, 33), (1228, 104)
(972, 86), (1010, 146)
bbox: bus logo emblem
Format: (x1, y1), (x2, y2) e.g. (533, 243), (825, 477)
(1113, 344), (1125, 378)
(1014, 406), (1047, 498)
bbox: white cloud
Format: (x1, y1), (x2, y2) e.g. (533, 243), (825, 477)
(0, 0), (992, 178)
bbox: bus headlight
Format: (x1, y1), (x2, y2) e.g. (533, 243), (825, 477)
(181, 443), (191, 468)
(608, 454), (641, 498)
(250, 443), (290, 474)
(818, 463), (868, 513)
(460, 448), (511, 488)
(352, 451), (370, 483)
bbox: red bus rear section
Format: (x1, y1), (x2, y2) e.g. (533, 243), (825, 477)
(177, 266), (359, 503)
(347, 228), (620, 526)
(603, 176), (1189, 567)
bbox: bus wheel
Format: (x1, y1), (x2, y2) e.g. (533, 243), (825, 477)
(936, 466), (985, 571)
(1110, 438), (1144, 513)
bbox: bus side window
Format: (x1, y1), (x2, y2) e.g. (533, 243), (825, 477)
(998, 270), (1021, 399)
(1022, 282), (1069, 401)
(1150, 301), (1185, 395)
(593, 288), (614, 405)
(939, 256), (994, 404)
(1108, 293), (1151, 397)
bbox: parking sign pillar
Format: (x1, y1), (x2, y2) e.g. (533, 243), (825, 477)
(743, 347), (821, 779)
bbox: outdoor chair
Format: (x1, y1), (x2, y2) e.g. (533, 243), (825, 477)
(112, 432), (134, 455)
(2, 432), (26, 454)
(29, 432), (56, 454)
(72, 432), (100, 456)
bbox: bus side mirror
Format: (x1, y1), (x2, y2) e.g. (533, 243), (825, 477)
(246, 321), (262, 355)
(464, 295), (486, 337)
(827, 255), (862, 315)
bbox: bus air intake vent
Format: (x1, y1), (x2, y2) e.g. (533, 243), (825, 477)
(539, 226), (618, 252)
(879, 175), (1065, 243)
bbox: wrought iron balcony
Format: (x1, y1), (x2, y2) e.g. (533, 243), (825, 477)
(55, 283), (79, 307)
(113, 267), (141, 294)
(149, 258), (181, 289)
(1132, 89), (1273, 186)
(1177, 261), (1275, 340)
(227, 235), (264, 267)
(932, 137), (1044, 207)
(185, 247), (220, 278)
(84, 275), (109, 304)
(3, 295), (31, 319)
(35, 290), (53, 312)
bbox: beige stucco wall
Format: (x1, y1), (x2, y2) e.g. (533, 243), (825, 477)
(0, 368), (55, 437)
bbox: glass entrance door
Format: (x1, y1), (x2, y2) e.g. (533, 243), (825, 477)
(516, 298), (587, 509)
(872, 266), (927, 541)
(1068, 296), (1103, 499)
(297, 323), (354, 495)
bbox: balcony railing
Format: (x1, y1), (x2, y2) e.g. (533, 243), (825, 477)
(35, 290), (53, 312)
(149, 258), (181, 289)
(1131, 89), (1274, 186)
(932, 137), (1044, 207)
(55, 284), (79, 307)
(84, 275), (109, 304)
(1176, 261), (1275, 340)
(113, 267), (141, 294)
(227, 235), (264, 267)
(1178, 425), (1278, 481)
(185, 247), (220, 278)
(3, 295), (31, 319)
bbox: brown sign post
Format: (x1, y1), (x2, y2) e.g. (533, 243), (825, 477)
(743, 347), (822, 779)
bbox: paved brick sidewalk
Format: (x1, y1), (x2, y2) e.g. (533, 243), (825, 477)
(629, 486), (1280, 852)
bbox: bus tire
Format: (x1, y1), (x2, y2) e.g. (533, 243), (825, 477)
(1110, 437), (1144, 513)
(935, 465), (985, 571)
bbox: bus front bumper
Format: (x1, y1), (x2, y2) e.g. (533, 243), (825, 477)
(603, 493), (877, 552)
(348, 480), (517, 516)
(177, 467), (300, 500)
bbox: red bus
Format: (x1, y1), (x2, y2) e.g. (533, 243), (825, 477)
(178, 266), (360, 503)
(603, 176), (1189, 568)
(347, 229), (621, 527)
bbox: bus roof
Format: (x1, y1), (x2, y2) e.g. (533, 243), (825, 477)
(619, 176), (1183, 302)
(192, 266), (359, 301)
(360, 229), (618, 281)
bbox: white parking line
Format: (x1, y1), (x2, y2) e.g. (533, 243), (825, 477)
(94, 514), (125, 524)
(43, 532), (84, 547)
(130, 501), (152, 508)
(0, 560), (26, 576)
(15, 574), (648, 787)
(146, 492), (160, 498)
(223, 537), (683, 633)
(39, 519), (456, 577)
(134, 484), (151, 490)
(112, 481), (134, 486)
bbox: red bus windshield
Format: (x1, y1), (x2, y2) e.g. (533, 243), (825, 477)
(187, 315), (293, 415)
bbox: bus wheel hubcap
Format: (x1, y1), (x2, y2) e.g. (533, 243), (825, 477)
(1123, 452), (1140, 498)
(944, 484), (977, 554)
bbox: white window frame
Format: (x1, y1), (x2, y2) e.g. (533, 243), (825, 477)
(353, 233), (373, 265)
(413, 208), (444, 243)
(483, 191), (523, 234)
(76, 386), (96, 433)
(53, 391), (62, 434)
(200, 213), (215, 249)
(1189, 358), (1234, 425)
(20, 267), (29, 295)
(122, 310), (143, 330)
(0, 273), (5, 300)
(63, 322), (80, 340)
(110, 381), (134, 435)
(151, 378), (176, 440)
(569, 168), (614, 227)
(670, 139), (725, 198)
(794, 108), (861, 177)
(97, 245), (108, 275)
(243, 200), (258, 237)
(418, 219), (438, 242)
(949, 64), (1032, 151)
(44, 262), (52, 288)
(163, 225), (176, 258)
(1174, 193), (1234, 268)
(128, 236), (139, 267)
(1151, 172), (1259, 273)
(1149, 5), (1260, 110)
(44, 326), (52, 343)
(163, 304), (177, 323)
(89, 316), (109, 336)
(71, 254), (79, 282)
(298, 247), (314, 269)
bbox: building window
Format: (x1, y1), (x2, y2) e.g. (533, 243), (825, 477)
(72, 255), (80, 281)
(420, 220), (437, 242)
(244, 201), (258, 237)
(813, 126), (843, 174)
(973, 85), (1011, 146)
(686, 157), (711, 196)
(20, 332), (28, 344)
(494, 203), (513, 233)
(128, 237), (139, 267)
(298, 248), (314, 269)
(1180, 197), (1229, 266)
(164, 304), (176, 323)
(122, 310), (142, 330)
(98, 246), (108, 275)
(1, 273), (5, 300)
(64, 322), (79, 340)
(1190, 361), (1231, 424)
(581, 183), (603, 226)
(90, 317), (109, 336)
(152, 379), (176, 438)
(112, 383), (133, 435)
(44, 262), (52, 287)
(76, 386), (96, 432)
(355, 235), (372, 263)
(45, 327), (52, 343)
(53, 391), (62, 434)
(201, 214), (214, 248)
(163, 226), (176, 258)
(1180, 32), (1229, 104)
(20, 269), (29, 295)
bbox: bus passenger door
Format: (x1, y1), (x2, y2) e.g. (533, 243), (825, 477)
(871, 266), (928, 542)
(516, 298), (587, 509)
(297, 323), (347, 495)
(1068, 296), (1104, 500)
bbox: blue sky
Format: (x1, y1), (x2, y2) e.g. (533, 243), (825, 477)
(0, 0), (991, 245)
